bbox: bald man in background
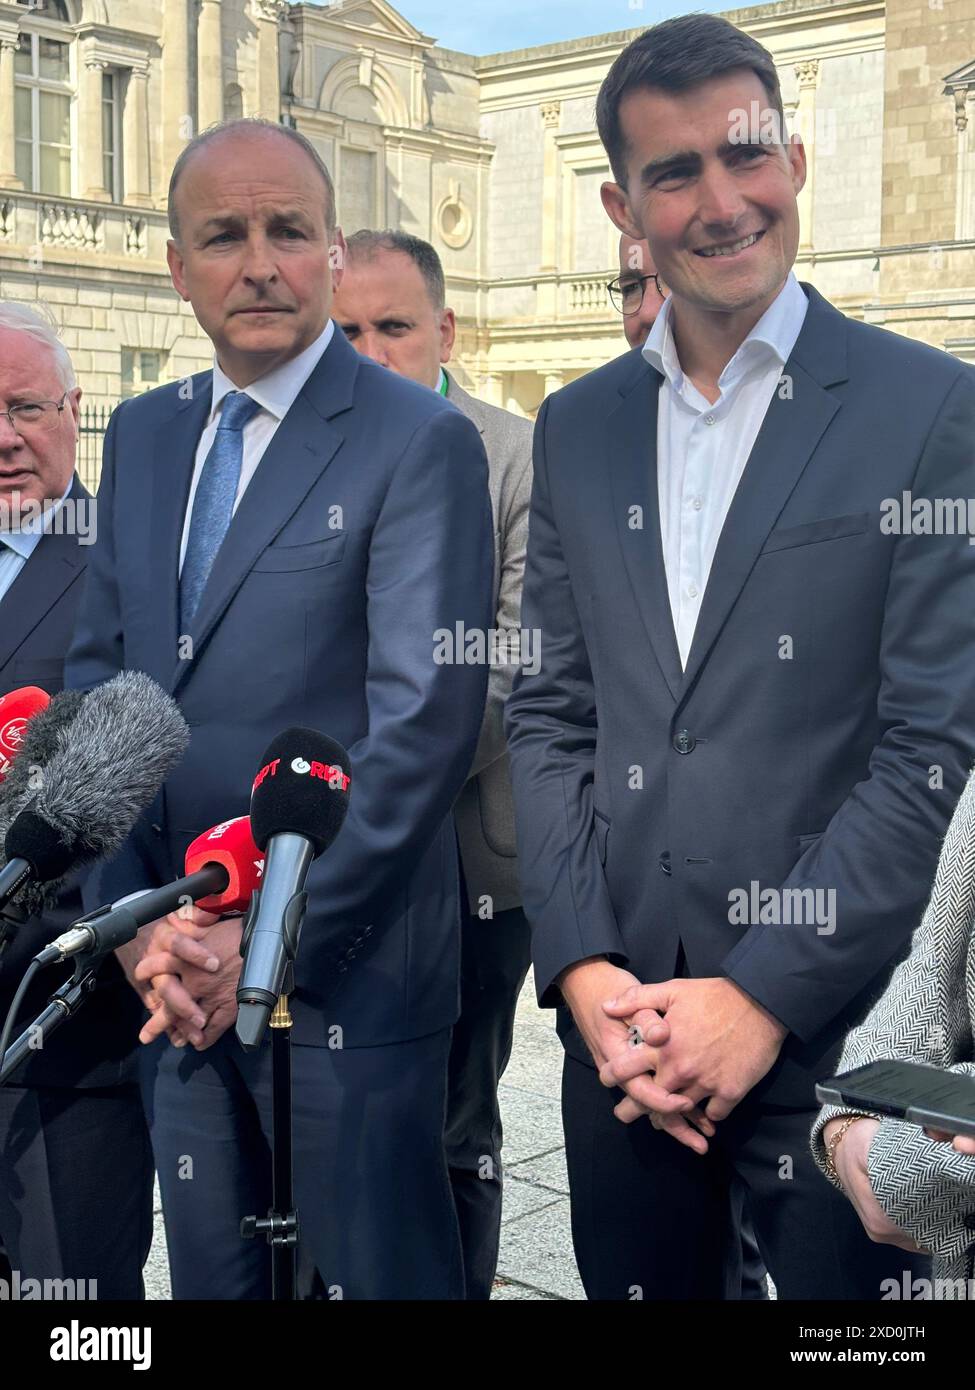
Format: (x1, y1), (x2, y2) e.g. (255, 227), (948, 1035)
(333, 230), (533, 1298)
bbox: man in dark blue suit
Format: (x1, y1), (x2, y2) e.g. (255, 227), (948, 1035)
(67, 119), (494, 1300)
(0, 304), (152, 1298)
(505, 16), (975, 1299)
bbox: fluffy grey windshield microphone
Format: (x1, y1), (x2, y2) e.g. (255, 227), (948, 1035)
(0, 671), (190, 918)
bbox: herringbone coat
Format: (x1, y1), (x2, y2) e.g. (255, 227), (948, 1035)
(812, 769), (975, 1297)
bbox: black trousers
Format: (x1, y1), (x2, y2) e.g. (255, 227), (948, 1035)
(562, 1054), (930, 1300)
(445, 905), (532, 1299)
(0, 1083), (153, 1300)
(143, 1027), (463, 1300)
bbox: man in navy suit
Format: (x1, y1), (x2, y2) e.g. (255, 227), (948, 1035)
(67, 118), (494, 1300)
(505, 16), (975, 1299)
(0, 303), (152, 1298)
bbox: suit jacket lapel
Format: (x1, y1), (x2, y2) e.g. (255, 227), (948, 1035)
(608, 354), (684, 702)
(173, 327), (360, 692)
(677, 284), (849, 705)
(150, 377), (211, 687)
(0, 476), (88, 671)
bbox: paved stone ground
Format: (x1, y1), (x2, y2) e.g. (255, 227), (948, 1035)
(144, 970), (584, 1300)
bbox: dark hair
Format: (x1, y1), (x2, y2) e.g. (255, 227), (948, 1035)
(596, 15), (785, 188)
(168, 118), (337, 243)
(343, 229), (446, 311)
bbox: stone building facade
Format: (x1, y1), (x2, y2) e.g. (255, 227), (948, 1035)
(0, 0), (973, 425)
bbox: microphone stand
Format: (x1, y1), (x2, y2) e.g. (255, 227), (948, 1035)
(239, 925), (301, 1301)
(0, 951), (102, 1084)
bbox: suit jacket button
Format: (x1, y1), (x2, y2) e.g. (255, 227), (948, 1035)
(658, 851), (671, 876)
(151, 823), (163, 836)
(673, 729), (696, 754)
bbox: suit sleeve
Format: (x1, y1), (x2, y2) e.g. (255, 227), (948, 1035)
(65, 400), (127, 690)
(810, 772), (975, 1261)
(300, 406), (494, 945)
(725, 368), (975, 1041)
(468, 444), (532, 779)
(504, 399), (628, 1005)
(64, 400), (160, 909)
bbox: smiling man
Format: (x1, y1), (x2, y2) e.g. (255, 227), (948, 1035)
(67, 119), (494, 1300)
(505, 15), (975, 1299)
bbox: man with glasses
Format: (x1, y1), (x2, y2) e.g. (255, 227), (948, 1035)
(607, 232), (669, 350)
(0, 301), (153, 1299)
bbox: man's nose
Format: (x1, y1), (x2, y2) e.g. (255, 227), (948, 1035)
(697, 164), (749, 231)
(0, 414), (23, 451)
(241, 235), (279, 283)
(355, 335), (389, 368)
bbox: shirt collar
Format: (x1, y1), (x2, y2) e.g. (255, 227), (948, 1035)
(209, 317), (336, 424)
(1, 477), (74, 560)
(642, 272), (808, 393)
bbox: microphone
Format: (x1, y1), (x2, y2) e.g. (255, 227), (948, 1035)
(0, 671), (190, 917)
(236, 728), (351, 1050)
(0, 687), (50, 784)
(34, 815), (265, 965)
(0, 689), (86, 819)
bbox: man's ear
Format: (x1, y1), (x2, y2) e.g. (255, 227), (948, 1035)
(329, 227), (347, 291)
(786, 133), (807, 195)
(439, 308), (456, 364)
(166, 240), (190, 302)
(601, 181), (642, 240)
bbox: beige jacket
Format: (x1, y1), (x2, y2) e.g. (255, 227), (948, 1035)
(445, 373), (533, 915)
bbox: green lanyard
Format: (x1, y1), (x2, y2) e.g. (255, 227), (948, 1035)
(438, 369), (449, 396)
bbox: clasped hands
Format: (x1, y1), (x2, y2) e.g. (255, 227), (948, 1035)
(560, 959), (788, 1155)
(119, 905), (245, 1050)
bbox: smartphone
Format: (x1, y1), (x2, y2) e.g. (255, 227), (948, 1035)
(815, 1059), (975, 1139)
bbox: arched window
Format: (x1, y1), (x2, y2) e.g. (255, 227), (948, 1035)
(14, 0), (73, 194)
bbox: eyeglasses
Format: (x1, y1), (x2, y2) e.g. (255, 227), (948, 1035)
(0, 394), (68, 435)
(606, 274), (668, 316)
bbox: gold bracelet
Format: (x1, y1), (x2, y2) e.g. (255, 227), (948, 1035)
(824, 1112), (878, 1183)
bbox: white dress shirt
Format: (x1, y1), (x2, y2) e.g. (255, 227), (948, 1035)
(178, 317), (335, 574)
(642, 273), (808, 667)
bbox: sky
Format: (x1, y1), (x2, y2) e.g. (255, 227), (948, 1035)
(319, 1), (699, 56)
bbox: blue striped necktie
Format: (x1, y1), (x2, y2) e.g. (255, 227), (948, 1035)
(179, 390), (261, 632)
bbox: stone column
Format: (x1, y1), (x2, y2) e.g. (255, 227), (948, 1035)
(543, 370), (564, 398)
(124, 65), (152, 208)
(162, 0), (192, 187)
(793, 60), (819, 253)
(80, 56), (110, 201)
(0, 32), (23, 189)
(255, 0), (283, 121)
(540, 101), (561, 272)
(950, 85), (975, 241)
(197, 0), (223, 131)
